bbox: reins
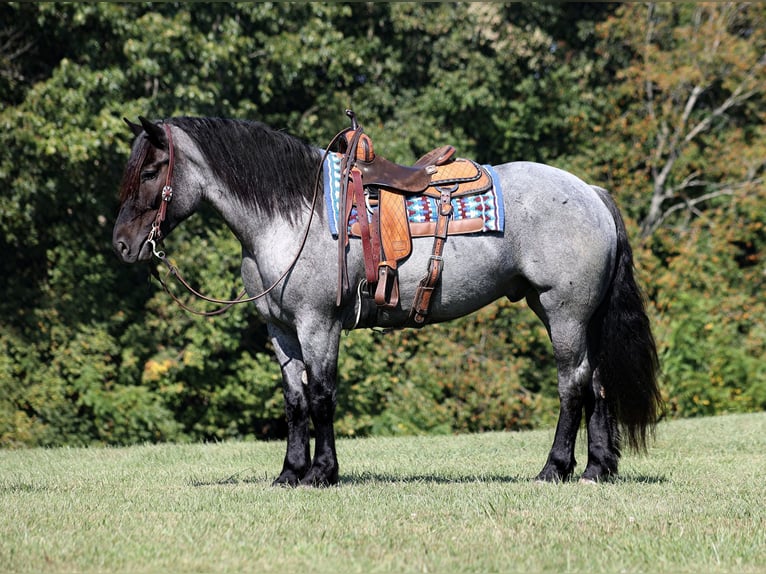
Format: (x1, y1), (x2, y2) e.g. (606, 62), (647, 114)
(147, 122), (347, 316)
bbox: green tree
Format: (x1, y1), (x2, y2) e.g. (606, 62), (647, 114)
(3, 2), (762, 448)
(566, 2), (766, 416)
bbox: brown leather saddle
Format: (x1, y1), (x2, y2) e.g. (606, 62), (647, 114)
(335, 110), (493, 325)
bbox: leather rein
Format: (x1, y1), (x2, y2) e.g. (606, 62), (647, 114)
(146, 122), (340, 316)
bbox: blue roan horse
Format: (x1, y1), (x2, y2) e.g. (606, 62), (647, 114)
(113, 115), (661, 486)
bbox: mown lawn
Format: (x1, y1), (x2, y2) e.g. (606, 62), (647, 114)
(1, 412), (764, 573)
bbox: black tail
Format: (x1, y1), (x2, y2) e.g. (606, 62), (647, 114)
(591, 187), (662, 452)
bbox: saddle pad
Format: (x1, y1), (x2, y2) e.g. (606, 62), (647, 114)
(323, 152), (504, 238)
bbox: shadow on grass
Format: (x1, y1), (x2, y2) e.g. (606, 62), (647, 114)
(340, 472), (669, 485)
(339, 472), (527, 485)
(187, 468), (269, 487)
(187, 470), (669, 487)
(0, 482), (53, 494)
(612, 474), (669, 485)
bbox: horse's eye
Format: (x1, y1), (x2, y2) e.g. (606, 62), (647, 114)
(141, 169), (158, 182)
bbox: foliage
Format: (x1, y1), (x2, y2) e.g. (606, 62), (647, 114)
(336, 301), (558, 438)
(1, 2), (763, 447)
(563, 2), (766, 418)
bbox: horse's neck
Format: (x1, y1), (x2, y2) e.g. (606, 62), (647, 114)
(203, 183), (312, 260)
(180, 129), (322, 264)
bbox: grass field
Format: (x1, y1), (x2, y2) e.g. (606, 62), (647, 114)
(1, 412), (764, 573)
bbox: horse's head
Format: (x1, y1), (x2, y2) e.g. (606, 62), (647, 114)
(113, 117), (196, 263)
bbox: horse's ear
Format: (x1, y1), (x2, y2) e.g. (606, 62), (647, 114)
(124, 117), (144, 138)
(138, 116), (167, 150)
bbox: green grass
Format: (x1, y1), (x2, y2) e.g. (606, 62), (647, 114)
(1, 413), (764, 574)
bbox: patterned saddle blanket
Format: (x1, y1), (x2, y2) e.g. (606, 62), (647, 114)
(323, 152), (504, 238)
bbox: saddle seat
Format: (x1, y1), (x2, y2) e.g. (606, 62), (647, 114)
(356, 145), (456, 193)
(340, 119), (458, 191)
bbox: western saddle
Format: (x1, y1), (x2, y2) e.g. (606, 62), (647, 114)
(335, 110), (493, 326)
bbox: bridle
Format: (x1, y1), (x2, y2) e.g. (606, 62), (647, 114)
(145, 122), (249, 316)
(144, 121), (343, 316)
(146, 124), (175, 261)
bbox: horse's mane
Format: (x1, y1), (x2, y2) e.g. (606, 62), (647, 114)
(119, 116), (321, 221)
(170, 117), (321, 221)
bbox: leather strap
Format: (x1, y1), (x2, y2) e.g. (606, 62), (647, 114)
(351, 168), (378, 284)
(147, 123), (176, 248)
(336, 125), (365, 305)
(411, 189), (453, 324)
(374, 262), (399, 308)
(370, 203), (381, 274)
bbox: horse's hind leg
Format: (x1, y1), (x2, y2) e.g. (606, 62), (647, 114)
(528, 292), (620, 482)
(527, 294), (591, 482)
(581, 366), (620, 482)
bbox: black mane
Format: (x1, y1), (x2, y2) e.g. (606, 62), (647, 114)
(168, 116), (322, 221)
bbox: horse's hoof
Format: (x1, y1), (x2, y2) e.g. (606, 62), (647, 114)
(534, 465), (573, 483)
(580, 466), (617, 484)
(298, 467), (339, 488)
(272, 471), (302, 487)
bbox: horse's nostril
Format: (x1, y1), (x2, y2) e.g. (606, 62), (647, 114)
(115, 240), (130, 258)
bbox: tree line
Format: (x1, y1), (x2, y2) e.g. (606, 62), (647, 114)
(1, 2), (764, 447)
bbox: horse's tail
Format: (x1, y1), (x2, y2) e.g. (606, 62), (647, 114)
(591, 186), (662, 452)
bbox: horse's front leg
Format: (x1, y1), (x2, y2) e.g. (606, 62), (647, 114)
(298, 322), (341, 487)
(269, 324), (311, 486)
(268, 321), (341, 487)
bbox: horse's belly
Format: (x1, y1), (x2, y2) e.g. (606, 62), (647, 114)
(372, 233), (518, 327)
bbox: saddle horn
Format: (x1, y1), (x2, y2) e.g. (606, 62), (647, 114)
(345, 108), (359, 130)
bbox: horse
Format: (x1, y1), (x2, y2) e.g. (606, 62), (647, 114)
(113, 115), (661, 486)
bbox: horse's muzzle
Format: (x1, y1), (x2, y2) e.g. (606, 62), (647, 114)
(112, 231), (152, 263)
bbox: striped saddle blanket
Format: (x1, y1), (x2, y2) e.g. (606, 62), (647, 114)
(323, 152), (504, 238)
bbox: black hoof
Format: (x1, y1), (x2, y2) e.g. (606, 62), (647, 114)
(581, 465), (617, 483)
(272, 470), (303, 487)
(535, 462), (575, 483)
(299, 466), (339, 488)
